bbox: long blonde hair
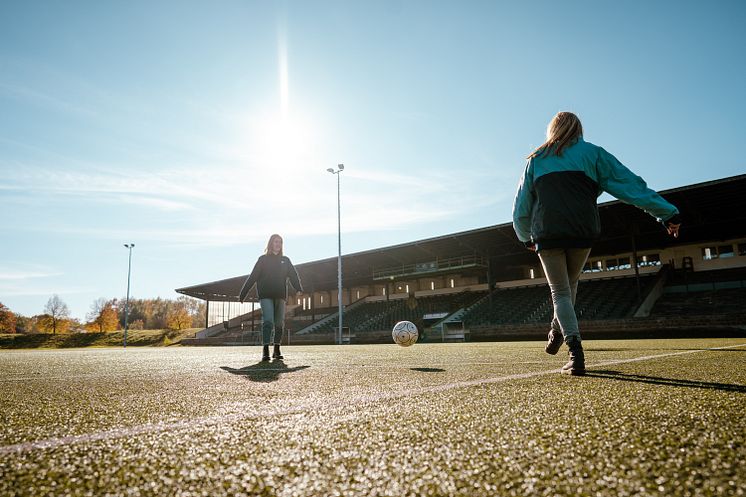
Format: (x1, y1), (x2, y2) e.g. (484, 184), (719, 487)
(264, 234), (283, 256)
(528, 112), (583, 159)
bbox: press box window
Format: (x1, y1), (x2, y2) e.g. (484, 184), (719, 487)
(739, 243), (746, 256)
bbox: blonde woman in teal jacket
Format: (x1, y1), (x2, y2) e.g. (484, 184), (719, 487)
(512, 112), (681, 375)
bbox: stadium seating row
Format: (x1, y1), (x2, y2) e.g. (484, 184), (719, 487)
(299, 275), (659, 334)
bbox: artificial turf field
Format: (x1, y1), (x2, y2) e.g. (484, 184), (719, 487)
(1, 339), (744, 497)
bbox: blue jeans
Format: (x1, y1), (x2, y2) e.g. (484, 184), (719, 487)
(537, 248), (591, 342)
(259, 298), (286, 346)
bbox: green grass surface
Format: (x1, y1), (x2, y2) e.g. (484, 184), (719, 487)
(0, 328), (198, 349)
(1, 339), (744, 496)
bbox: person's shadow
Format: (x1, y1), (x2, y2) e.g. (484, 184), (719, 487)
(585, 370), (746, 393)
(410, 367), (446, 373)
(221, 360), (310, 383)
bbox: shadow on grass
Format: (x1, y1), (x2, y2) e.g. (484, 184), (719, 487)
(585, 370), (746, 393)
(221, 360), (310, 383)
(410, 367), (446, 373)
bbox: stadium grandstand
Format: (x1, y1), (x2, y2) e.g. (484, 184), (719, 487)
(177, 174), (746, 345)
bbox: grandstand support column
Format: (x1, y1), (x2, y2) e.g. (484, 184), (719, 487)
(205, 301), (209, 329)
(630, 224), (642, 302)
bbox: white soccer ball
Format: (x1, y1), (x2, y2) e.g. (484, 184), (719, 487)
(392, 320), (418, 347)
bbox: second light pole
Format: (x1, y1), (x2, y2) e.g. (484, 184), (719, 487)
(326, 164), (344, 345)
(123, 243), (135, 348)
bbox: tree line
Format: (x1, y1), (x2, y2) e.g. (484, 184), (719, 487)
(0, 295), (206, 334)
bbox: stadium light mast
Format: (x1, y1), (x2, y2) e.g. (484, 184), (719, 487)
(326, 164), (344, 345)
(123, 243), (135, 348)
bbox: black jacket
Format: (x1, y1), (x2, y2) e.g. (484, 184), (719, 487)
(238, 254), (303, 302)
(513, 138), (680, 250)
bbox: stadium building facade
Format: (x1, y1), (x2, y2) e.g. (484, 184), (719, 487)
(176, 174), (746, 344)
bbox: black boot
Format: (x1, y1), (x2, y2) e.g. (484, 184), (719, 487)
(261, 345), (270, 362)
(545, 328), (563, 355)
(561, 338), (585, 376)
(272, 344), (283, 360)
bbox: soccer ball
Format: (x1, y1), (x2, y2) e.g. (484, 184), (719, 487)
(392, 321), (418, 347)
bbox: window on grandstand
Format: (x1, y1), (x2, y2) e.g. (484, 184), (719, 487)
(450, 278), (455, 288)
(583, 260), (604, 273)
(739, 243), (746, 256)
(430, 281), (435, 290)
(529, 268), (535, 279)
(718, 245), (735, 258)
(605, 259), (619, 271)
(356, 290), (361, 299)
(702, 246), (733, 260)
(637, 254), (661, 267)
(702, 247), (716, 260)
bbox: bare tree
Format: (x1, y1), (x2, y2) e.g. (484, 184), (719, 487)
(44, 294), (70, 334)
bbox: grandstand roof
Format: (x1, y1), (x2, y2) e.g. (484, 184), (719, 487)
(176, 174), (746, 302)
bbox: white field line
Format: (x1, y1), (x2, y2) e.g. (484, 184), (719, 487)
(1, 343), (744, 456)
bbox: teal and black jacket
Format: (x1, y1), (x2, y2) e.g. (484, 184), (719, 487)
(239, 254), (303, 302)
(512, 138), (679, 251)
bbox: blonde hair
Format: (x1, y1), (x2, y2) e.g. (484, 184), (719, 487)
(264, 234), (283, 256)
(528, 112), (583, 159)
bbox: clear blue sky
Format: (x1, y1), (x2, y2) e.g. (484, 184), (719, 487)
(1, 0), (744, 321)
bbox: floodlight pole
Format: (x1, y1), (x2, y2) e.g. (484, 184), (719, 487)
(123, 243), (135, 348)
(327, 164), (345, 345)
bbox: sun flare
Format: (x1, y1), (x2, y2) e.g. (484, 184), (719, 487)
(256, 114), (315, 171)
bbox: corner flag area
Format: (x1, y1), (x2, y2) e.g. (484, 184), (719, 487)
(1, 339), (744, 496)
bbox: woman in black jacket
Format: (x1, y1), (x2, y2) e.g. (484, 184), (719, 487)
(239, 234), (303, 361)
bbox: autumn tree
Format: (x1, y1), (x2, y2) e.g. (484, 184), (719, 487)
(166, 303), (191, 331)
(43, 295), (71, 334)
(15, 314), (30, 333)
(37, 314), (72, 334)
(86, 298), (119, 332)
(0, 302), (17, 333)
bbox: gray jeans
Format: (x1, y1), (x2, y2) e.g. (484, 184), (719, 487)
(537, 248), (591, 342)
(259, 298), (286, 346)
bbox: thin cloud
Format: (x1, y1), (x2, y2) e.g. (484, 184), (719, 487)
(0, 284), (94, 298)
(3, 155), (498, 247)
(0, 82), (98, 118)
(0, 269), (63, 281)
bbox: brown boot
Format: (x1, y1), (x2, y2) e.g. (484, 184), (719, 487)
(545, 328), (563, 355)
(561, 338), (585, 376)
